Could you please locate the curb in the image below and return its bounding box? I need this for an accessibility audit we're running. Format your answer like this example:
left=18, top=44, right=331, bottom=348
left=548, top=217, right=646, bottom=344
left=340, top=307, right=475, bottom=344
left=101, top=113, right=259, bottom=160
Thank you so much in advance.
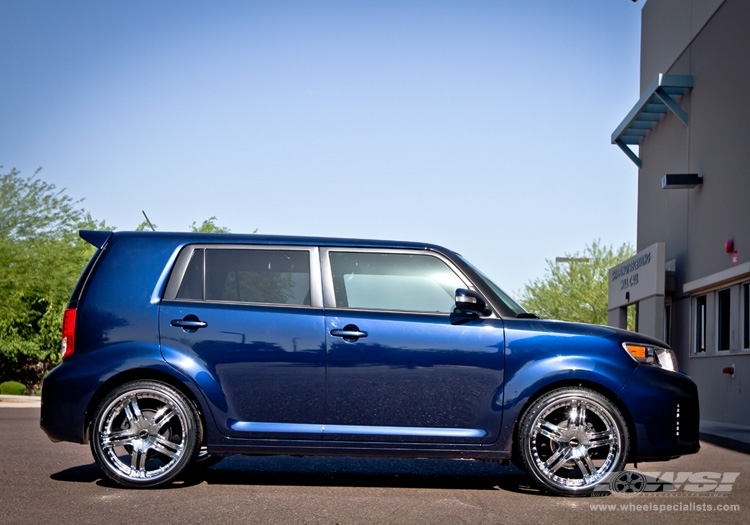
left=0, top=394, right=41, bottom=406
left=700, top=432, right=750, bottom=455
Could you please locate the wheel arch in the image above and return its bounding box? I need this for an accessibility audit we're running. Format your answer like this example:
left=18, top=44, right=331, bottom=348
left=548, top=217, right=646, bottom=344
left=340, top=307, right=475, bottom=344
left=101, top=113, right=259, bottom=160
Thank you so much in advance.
left=510, top=378, right=638, bottom=464
left=83, top=367, right=211, bottom=446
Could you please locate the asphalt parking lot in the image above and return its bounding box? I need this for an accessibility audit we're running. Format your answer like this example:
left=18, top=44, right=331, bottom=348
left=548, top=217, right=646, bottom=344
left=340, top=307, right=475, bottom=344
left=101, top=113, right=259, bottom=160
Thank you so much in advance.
left=1, top=404, right=747, bottom=525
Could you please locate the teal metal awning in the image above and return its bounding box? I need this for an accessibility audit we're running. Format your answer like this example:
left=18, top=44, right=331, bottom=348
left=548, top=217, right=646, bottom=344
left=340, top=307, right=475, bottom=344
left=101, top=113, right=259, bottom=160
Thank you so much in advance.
left=611, top=74, right=694, bottom=168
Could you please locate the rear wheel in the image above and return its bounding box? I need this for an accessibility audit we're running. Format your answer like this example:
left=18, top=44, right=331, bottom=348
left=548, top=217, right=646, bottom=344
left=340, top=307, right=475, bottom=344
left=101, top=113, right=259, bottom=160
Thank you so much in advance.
left=518, top=387, right=629, bottom=496
left=90, top=380, right=202, bottom=488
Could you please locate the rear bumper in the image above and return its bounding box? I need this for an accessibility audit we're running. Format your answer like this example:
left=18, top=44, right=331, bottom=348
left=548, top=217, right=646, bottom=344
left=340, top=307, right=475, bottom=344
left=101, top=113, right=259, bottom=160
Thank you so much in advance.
left=39, top=357, right=109, bottom=444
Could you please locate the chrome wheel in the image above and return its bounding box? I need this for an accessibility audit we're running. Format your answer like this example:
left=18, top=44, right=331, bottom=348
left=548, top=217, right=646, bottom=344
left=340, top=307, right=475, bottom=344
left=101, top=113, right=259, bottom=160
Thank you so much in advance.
left=519, top=387, right=628, bottom=496
left=90, top=381, right=201, bottom=488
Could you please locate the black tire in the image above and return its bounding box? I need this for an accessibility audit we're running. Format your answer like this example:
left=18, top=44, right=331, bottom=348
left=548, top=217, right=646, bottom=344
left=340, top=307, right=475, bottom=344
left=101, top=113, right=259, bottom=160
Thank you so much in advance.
left=518, top=387, right=629, bottom=496
left=90, top=380, right=202, bottom=488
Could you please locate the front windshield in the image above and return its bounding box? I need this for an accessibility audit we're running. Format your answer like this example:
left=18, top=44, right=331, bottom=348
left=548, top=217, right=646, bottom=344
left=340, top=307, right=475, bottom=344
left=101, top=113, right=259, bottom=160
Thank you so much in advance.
left=458, top=255, right=527, bottom=316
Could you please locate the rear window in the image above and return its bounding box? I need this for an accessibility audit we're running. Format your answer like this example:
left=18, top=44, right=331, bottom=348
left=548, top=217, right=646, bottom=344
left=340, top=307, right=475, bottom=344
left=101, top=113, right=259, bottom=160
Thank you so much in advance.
left=68, top=247, right=105, bottom=306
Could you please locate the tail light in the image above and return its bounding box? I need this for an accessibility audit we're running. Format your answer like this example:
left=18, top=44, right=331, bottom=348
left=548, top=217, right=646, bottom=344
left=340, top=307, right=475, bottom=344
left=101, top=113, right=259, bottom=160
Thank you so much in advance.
left=61, top=308, right=77, bottom=359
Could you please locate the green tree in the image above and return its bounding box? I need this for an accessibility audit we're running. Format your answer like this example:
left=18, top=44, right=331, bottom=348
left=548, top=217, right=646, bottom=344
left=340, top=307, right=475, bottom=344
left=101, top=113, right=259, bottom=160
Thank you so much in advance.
left=517, top=240, right=635, bottom=327
left=189, top=216, right=231, bottom=233
left=0, top=167, right=108, bottom=381
left=135, top=211, right=157, bottom=231
left=133, top=215, right=235, bottom=233
left=134, top=220, right=154, bottom=231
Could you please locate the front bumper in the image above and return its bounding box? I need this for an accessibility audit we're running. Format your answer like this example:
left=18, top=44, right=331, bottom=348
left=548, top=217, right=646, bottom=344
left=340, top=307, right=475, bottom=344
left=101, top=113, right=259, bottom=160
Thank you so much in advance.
left=620, top=364, right=700, bottom=461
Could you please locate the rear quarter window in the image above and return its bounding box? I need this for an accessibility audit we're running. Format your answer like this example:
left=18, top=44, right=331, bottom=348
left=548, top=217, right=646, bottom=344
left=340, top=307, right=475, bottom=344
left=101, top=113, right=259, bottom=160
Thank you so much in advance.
left=166, top=246, right=311, bottom=306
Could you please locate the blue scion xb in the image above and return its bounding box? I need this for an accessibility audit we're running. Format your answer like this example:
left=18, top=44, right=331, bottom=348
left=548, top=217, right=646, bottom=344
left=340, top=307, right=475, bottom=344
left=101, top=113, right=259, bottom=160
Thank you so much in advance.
left=40, top=231, right=699, bottom=495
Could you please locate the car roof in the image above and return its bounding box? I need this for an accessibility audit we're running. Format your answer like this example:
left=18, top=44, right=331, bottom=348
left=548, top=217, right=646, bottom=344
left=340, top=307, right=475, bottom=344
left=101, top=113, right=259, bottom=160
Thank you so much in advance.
left=80, top=230, right=452, bottom=254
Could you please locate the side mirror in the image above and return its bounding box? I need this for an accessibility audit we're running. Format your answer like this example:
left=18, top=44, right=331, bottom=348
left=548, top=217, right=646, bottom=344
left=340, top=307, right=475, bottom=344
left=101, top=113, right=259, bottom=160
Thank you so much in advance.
left=454, top=288, right=489, bottom=316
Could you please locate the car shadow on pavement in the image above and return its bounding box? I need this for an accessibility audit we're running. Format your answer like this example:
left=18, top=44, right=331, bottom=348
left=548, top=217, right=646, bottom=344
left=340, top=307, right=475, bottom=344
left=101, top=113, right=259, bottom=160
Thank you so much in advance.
left=193, top=456, right=544, bottom=495
left=50, top=456, right=546, bottom=495
left=50, top=463, right=103, bottom=483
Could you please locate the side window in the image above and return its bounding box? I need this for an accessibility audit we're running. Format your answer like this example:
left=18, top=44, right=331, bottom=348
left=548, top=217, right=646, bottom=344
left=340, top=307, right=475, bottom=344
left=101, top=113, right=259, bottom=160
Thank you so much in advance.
left=744, top=282, right=750, bottom=350
left=694, top=294, right=707, bottom=353
left=169, top=247, right=311, bottom=306
left=205, top=249, right=311, bottom=305
left=329, top=251, right=465, bottom=313
left=717, top=288, right=731, bottom=351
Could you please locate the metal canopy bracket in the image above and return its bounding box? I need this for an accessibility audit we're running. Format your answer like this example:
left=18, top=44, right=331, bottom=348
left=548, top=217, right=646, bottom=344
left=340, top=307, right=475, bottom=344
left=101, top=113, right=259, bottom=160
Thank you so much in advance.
left=615, top=138, right=643, bottom=168
left=611, top=74, right=694, bottom=168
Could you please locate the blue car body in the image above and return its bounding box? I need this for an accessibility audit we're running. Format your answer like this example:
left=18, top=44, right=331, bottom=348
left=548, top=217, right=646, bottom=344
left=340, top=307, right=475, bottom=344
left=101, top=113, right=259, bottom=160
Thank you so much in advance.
left=40, top=231, right=699, bottom=493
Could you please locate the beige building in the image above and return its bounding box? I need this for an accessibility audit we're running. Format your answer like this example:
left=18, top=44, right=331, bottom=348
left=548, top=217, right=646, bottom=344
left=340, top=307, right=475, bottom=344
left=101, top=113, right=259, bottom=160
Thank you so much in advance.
left=609, top=0, right=749, bottom=430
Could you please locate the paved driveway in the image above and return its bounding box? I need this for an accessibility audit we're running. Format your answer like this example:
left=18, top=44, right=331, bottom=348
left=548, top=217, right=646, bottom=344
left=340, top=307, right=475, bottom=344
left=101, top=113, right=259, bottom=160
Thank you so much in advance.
left=2, top=406, right=747, bottom=524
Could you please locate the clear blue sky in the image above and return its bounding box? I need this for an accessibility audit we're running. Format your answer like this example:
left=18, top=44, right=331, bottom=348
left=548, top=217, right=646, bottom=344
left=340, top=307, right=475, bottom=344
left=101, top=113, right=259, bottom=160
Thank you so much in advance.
left=1, top=0, right=643, bottom=294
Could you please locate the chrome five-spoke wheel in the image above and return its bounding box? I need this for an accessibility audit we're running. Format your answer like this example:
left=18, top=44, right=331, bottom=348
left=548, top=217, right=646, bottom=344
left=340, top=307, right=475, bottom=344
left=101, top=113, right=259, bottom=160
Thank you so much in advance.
left=90, top=380, right=202, bottom=488
left=518, top=387, right=629, bottom=496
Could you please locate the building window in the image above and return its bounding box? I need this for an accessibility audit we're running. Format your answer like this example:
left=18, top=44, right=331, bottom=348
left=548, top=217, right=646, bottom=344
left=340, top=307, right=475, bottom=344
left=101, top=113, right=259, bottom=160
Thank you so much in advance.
left=743, top=282, right=750, bottom=351
left=717, top=288, right=731, bottom=351
left=664, top=303, right=672, bottom=346
left=695, top=295, right=707, bottom=353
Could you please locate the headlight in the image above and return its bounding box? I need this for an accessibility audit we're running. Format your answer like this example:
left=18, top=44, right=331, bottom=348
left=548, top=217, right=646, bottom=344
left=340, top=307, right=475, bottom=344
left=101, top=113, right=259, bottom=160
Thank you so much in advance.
left=622, top=343, right=679, bottom=372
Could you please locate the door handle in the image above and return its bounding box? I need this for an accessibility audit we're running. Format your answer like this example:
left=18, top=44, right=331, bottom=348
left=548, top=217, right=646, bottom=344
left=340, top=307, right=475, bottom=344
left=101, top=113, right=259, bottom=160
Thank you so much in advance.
left=330, top=329, right=368, bottom=338
left=170, top=315, right=207, bottom=332
left=330, top=324, right=368, bottom=342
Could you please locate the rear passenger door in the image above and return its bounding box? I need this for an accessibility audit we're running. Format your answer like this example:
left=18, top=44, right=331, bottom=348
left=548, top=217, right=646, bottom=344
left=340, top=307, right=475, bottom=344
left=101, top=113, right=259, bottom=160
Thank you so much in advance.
left=321, top=248, right=506, bottom=444
left=160, top=245, right=327, bottom=439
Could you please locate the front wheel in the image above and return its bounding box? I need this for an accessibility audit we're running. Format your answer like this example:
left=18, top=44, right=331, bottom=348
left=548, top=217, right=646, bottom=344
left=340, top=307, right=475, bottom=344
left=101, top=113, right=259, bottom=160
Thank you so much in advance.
left=518, top=387, right=629, bottom=496
left=90, top=380, right=202, bottom=488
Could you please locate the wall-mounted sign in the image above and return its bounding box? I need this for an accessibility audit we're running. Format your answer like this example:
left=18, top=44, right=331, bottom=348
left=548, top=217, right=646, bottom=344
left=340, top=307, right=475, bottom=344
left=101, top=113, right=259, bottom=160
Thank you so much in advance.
left=608, top=242, right=666, bottom=309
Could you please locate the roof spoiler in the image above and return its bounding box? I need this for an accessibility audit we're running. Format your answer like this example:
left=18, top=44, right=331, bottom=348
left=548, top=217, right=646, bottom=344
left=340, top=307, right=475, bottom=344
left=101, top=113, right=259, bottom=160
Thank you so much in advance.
left=79, top=230, right=113, bottom=250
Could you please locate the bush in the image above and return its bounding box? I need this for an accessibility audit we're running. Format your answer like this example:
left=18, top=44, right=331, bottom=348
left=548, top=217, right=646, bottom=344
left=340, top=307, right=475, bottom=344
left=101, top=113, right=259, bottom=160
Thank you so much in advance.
left=0, top=380, right=27, bottom=395
left=0, top=352, right=55, bottom=392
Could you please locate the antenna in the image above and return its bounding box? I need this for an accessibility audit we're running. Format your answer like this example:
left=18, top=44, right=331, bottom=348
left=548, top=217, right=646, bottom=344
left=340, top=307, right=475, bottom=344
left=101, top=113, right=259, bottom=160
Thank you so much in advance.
left=141, top=210, right=156, bottom=232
